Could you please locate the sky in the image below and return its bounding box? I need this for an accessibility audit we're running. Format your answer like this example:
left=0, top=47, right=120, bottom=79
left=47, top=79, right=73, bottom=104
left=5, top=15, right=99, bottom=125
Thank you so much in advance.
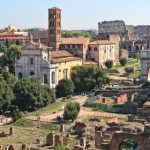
left=0, top=0, right=150, bottom=30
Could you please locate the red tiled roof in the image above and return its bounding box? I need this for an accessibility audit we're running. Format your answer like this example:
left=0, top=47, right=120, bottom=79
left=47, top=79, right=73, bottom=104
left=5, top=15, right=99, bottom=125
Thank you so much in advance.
left=61, top=38, right=90, bottom=45
left=90, top=40, right=116, bottom=45
left=50, top=50, right=73, bottom=58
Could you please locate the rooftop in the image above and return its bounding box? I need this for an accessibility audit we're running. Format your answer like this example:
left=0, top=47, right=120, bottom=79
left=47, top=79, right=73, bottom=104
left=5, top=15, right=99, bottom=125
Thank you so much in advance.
left=50, top=50, right=73, bottom=58
left=90, top=40, right=116, bottom=45
left=50, top=50, right=82, bottom=63
left=61, top=37, right=90, bottom=45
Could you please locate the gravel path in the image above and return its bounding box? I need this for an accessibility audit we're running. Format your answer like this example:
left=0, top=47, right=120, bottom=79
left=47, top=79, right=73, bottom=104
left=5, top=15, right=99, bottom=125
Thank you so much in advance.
left=27, top=95, right=127, bottom=122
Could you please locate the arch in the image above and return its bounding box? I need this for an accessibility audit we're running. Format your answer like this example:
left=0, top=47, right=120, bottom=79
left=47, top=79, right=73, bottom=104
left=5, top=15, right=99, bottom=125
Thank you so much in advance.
left=147, top=67, right=150, bottom=82
left=30, top=71, right=35, bottom=76
left=123, top=46, right=127, bottom=49
left=118, top=139, right=139, bottom=150
left=44, top=74, right=48, bottom=84
left=135, top=46, right=139, bottom=52
left=18, top=72, right=22, bottom=79
left=128, top=46, right=132, bottom=51
left=109, top=132, right=149, bottom=150
left=51, top=71, right=56, bottom=84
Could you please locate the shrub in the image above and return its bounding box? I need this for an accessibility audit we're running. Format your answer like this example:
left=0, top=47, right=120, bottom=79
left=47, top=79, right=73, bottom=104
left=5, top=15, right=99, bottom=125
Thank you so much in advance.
left=119, top=57, right=127, bottom=66
left=56, top=79, right=75, bottom=98
left=142, top=82, right=150, bottom=88
left=105, top=60, right=113, bottom=69
left=125, top=67, right=134, bottom=74
left=63, top=102, right=80, bottom=121
left=13, top=77, right=56, bottom=112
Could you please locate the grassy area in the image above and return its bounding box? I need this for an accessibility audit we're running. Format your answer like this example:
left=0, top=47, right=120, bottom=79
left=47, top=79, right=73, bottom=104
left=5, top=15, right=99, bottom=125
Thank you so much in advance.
left=0, top=98, right=79, bottom=150
left=0, top=118, right=59, bottom=149
left=0, top=118, right=78, bottom=150
left=28, top=98, right=75, bottom=116
left=112, top=59, right=140, bottom=71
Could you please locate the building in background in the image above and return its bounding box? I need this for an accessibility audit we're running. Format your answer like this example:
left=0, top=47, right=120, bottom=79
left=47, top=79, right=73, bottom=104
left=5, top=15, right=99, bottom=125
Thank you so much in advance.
left=60, top=37, right=90, bottom=61
left=88, top=40, right=116, bottom=67
left=0, top=25, right=29, bottom=45
left=98, top=20, right=129, bottom=41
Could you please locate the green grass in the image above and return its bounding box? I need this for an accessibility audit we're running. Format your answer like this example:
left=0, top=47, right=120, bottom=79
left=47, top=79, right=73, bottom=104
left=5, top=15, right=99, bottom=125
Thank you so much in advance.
left=28, top=98, right=75, bottom=116
left=0, top=119, right=59, bottom=149
left=0, top=118, right=77, bottom=150
left=112, top=59, right=140, bottom=70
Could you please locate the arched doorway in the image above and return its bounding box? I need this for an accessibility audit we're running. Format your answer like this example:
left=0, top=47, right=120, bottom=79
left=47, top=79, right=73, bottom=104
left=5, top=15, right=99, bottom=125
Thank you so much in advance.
left=118, top=139, right=139, bottom=150
left=30, top=71, right=35, bottom=76
left=128, top=46, right=132, bottom=51
left=135, top=46, right=139, bottom=52
left=147, top=67, right=150, bottom=82
left=18, top=72, right=22, bottom=79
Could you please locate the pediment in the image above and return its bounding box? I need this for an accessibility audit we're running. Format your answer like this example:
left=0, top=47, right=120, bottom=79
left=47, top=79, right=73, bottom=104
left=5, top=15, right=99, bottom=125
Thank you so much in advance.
left=22, top=43, right=39, bottom=50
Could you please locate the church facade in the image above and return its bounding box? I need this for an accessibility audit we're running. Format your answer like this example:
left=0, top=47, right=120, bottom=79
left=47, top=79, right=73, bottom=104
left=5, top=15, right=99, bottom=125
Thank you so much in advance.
left=15, top=41, right=58, bottom=89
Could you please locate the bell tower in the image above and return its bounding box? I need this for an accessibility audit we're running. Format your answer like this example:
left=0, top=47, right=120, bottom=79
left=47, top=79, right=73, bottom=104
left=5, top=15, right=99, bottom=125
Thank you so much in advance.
left=48, top=7, right=61, bottom=50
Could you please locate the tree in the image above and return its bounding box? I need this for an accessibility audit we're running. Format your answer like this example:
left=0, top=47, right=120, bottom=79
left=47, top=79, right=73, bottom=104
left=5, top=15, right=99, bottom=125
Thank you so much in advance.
left=105, top=60, right=113, bottom=69
left=13, top=77, right=56, bottom=111
left=71, top=66, right=109, bottom=92
left=16, top=40, right=20, bottom=45
left=135, top=53, right=140, bottom=62
left=0, top=75, right=14, bottom=113
left=119, top=57, right=127, bottom=66
left=2, top=72, right=16, bottom=88
left=5, top=38, right=9, bottom=48
left=63, top=102, right=80, bottom=121
left=125, top=67, right=134, bottom=75
left=6, top=44, right=22, bottom=73
left=56, top=79, right=75, bottom=97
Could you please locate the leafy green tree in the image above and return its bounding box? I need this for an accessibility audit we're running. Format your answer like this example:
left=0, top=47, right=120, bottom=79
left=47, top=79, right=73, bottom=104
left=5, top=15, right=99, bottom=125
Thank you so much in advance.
left=2, top=72, right=16, bottom=88
left=119, top=57, right=127, bottom=66
left=0, top=75, right=14, bottom=113
left=63, top=102, right=80, bottom=121
left=56, top=79, right=75, bottom=97
left=62, top=30, right=97, bottom=41
left=13, top=77, right=56, bottom=111
left=6, top=44, right=22, bottom=73
left=105, top=60, right=113, bottom=69
left=125, top=67, right=134, bottom=75
left=71, top=66, right=109, bottom=92
left=16, top=40, right=20, bottom=45
left=0, top=45, right=7, bottom=53
left=135, top=53, right=140, bottom=62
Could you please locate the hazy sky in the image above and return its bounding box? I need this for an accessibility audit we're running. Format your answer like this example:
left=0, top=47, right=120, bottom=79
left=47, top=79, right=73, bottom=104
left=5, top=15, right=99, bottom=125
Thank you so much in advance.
left=0, top=0, right=150, bottom=30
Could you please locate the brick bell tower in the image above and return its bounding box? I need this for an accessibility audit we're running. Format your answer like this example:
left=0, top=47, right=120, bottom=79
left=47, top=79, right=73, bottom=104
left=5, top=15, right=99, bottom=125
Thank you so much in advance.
left=48, top=7, right=61, bottom=50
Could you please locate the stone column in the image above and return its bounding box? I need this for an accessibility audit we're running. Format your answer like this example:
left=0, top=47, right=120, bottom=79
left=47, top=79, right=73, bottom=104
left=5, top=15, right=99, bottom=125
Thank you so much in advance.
left=21, top=144, right=26, bottom=150
left=60, top=124, right=65, bottom=133
left=9, top=127, right=14, bottom=135
left=80, top=137, right=86, bottom=148
left=46, top=132, right=55, bottom=146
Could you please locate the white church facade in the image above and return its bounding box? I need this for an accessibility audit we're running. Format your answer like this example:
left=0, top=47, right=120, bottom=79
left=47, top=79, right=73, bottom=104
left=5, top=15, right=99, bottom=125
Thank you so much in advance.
left=15, top=41, right=58, bottom=89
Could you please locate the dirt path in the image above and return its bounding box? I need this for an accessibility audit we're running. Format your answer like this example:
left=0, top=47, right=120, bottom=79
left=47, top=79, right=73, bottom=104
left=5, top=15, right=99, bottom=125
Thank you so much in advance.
left=27, top=95, right=127, bottom=122
left=27, top=95, right=88, bottom=122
